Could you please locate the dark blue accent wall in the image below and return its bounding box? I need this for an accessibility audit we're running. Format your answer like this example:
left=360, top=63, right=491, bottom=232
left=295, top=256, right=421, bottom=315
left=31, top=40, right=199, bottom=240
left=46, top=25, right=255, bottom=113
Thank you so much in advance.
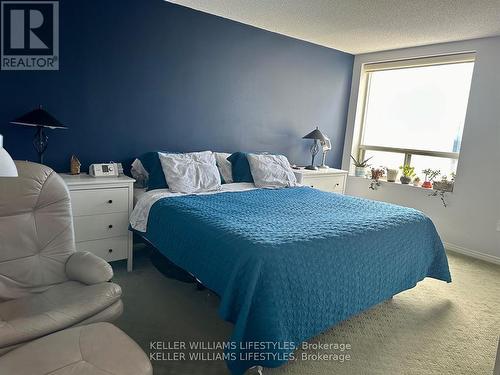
left=0, top=0, right=353, bottom=173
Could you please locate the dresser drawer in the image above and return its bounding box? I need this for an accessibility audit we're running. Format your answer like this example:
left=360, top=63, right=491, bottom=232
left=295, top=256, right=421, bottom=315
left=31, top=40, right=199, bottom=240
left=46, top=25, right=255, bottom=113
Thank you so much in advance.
left=76, top=236, right=128, bottom=262
left=303, top=175, right=345, bottom=193
left=73, top=213, right=129, bottom=242
left=70, top=188, right=129, bottom=216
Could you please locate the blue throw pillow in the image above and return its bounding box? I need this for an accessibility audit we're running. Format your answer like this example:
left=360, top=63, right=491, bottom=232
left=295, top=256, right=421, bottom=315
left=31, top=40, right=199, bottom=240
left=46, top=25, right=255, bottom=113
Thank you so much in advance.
left=138, top=151, right=168, bottom=191
left=227, top=152, right=254, bottom=183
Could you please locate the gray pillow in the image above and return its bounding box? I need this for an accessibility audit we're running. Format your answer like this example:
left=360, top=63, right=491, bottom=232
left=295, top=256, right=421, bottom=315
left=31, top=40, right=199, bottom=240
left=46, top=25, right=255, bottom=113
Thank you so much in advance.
left=247, top=154, right=297, bottom=188
left=214, top=152, right=233, bottom=184
left=159, top=151, right=221, bottom=194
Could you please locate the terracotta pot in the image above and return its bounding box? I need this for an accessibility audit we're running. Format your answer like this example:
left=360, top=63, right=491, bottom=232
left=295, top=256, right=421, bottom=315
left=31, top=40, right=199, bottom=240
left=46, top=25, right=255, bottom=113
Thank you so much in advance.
left=422, top=181, right=433, bottom=189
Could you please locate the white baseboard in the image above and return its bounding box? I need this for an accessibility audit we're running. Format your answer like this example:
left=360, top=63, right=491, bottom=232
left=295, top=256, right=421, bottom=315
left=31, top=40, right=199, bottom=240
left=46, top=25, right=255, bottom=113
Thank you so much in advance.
left=444, top=242, right=500, bottom=265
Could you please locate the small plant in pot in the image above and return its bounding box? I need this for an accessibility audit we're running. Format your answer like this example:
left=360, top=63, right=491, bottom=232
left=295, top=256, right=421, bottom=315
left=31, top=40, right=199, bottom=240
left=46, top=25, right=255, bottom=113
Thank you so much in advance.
left=422, top=169, right=440, bottom=188
left=399, top=164, right=415, bottom=184
left=429, top=172, right=455, bottom=207
left=369, top=167, right=385, bottom=190
left=350, top=155, right=373, bottom=177
left=433, top=174, right=455, bottom=192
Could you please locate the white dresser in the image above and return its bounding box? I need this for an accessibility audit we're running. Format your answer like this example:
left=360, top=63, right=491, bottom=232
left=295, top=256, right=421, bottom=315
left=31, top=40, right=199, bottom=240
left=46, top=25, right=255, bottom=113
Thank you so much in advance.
left=61, top=173, right=135, bottom=271
left=293, top=167, right=348, bottom=193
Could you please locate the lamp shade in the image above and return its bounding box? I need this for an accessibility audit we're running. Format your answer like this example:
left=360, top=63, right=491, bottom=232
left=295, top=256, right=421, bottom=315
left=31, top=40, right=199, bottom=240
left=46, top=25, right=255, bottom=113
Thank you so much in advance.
left=0, top=134, right=18, bottom=177
left=303, top=127, right=326, bottom=142
left=11, top=106, right=67, bottom=129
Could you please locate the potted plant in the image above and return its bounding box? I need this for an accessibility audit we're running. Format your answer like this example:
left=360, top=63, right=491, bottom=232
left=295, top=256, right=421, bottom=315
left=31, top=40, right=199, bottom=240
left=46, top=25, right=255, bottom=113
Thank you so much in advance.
left=413, top=176, right=421, bottom=186
left=433, top=174, right=454, bottom=192
left=369, top=167, right=385, bottom=190
left=429, top=173, right=455, bottom=207
left=350, top=155, right=373, bottom=177
left=399, top=164, right=415, bottom=184
left=422, top=169, right=440, bottom=188
left=386, top=168, right=398, bottom=182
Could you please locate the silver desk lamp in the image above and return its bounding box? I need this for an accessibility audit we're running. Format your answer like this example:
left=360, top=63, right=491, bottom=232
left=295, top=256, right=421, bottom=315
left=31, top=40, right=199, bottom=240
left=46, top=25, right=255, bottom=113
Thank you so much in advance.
left=303, top=126, right=327, bottom=170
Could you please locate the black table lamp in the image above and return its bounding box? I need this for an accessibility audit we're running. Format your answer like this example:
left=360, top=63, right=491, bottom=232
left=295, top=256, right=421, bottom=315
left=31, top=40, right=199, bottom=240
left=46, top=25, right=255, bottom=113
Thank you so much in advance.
left=303, top=126, right=327, bottom=170
left=11, top=106, right=67, bottom=164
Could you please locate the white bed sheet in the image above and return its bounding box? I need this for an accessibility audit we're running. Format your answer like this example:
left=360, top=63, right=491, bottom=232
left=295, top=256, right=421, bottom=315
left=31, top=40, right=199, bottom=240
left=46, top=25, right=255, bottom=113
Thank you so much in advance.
left=130, top=183, right=257, bottom=233
left=133, top=187, right=147, bottom=206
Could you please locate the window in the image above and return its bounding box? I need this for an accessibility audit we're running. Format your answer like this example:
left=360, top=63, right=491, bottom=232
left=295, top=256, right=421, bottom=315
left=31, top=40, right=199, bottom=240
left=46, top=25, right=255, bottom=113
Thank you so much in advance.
left=353, top=53, right=475, bottom=180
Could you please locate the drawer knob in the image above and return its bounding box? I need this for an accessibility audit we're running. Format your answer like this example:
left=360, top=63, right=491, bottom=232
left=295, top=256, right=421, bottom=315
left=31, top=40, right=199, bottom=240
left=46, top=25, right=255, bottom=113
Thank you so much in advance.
left=108, top=249, right=113, bottom=253
left=108, top=224, right=113, bottom=229
left=335, top=183, right=339, bottom=186
left=108, top=200, right=113, bottom=204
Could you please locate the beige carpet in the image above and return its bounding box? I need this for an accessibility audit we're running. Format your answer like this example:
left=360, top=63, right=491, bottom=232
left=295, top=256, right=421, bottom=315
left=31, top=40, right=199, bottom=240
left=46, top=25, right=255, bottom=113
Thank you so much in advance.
left=113, top=248, right=500, bottom=375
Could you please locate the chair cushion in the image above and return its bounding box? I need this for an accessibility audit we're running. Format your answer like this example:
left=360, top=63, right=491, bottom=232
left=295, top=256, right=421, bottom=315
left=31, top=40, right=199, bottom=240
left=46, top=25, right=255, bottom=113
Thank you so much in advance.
left=66, top=252, right=113, bottom=285
left=0, top=322, right=152, bottom=375
left=0, top=161, right=75, bottom=300
left=0, top=281, right=121, bottom=348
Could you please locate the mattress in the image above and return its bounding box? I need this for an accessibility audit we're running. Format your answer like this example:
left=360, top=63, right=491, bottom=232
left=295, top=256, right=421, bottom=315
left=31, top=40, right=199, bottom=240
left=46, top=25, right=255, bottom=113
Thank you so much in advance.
left=131, top=186, right=451, bottom=374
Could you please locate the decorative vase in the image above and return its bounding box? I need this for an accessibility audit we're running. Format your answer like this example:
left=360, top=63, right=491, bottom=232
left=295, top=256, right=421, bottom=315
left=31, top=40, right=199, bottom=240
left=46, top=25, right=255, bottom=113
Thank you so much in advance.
left=400, top=176, right=411, bottom=184
left=354, top=167, right=367, bottom=177
left=422, top=180, right=432, bottom=189
left=386, top=168, right=398, bottom=182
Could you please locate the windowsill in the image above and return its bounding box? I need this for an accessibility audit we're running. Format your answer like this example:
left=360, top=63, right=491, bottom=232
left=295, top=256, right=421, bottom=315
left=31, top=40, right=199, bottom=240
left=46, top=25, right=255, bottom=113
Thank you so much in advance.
left=347, top=175, right=454, bottom=193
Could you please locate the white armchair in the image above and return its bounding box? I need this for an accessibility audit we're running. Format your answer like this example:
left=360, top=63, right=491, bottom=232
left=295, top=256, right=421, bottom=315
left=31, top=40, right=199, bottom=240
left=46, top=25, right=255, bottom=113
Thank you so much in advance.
left=0, top=161, right=123, bottom=355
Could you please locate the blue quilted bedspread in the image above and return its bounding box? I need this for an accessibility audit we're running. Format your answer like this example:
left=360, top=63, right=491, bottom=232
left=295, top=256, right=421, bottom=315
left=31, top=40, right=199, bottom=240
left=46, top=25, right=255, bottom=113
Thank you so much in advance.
left=140, top=187, right=451, bottom=374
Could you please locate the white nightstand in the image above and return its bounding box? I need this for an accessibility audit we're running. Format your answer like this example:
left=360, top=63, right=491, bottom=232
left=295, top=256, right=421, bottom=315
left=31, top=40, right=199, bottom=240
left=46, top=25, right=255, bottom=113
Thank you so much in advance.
left=293, top=167, right=348, bottom=193
left=61, top=173, right=135, bottom=271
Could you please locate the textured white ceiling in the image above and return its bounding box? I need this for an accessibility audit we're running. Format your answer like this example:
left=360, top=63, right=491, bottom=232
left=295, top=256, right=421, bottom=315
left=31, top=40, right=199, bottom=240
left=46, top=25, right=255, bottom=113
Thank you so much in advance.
left=167, top=0, right=500, bottom=54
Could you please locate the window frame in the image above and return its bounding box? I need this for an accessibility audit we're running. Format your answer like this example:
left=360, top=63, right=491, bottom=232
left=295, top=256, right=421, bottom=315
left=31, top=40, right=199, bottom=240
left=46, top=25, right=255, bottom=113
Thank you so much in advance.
left=353, top=52, right=475, bottom=170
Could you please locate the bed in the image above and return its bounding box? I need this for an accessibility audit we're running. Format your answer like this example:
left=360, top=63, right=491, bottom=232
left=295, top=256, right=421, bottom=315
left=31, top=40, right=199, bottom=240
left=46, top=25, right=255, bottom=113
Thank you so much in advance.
left=130, top=184, right=451, bottom=375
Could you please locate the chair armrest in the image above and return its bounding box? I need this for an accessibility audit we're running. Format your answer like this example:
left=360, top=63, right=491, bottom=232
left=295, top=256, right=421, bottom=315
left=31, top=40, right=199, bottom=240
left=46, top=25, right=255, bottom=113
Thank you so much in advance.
left=66, top=251, right=113, bottom=285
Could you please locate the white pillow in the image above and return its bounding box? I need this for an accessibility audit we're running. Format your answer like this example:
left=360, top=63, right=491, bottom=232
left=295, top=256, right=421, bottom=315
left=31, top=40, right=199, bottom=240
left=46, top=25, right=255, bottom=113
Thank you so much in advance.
left=159, top=151, right=221, bottom=194
left=247, top=154, right=298, bottom=188
left=214, top=152, right=233, bottom=183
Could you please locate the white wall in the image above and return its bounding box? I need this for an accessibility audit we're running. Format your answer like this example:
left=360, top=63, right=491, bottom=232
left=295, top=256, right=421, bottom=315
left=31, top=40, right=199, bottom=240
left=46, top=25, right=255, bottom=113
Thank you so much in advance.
left=342, top=37, right=500, bottom=263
